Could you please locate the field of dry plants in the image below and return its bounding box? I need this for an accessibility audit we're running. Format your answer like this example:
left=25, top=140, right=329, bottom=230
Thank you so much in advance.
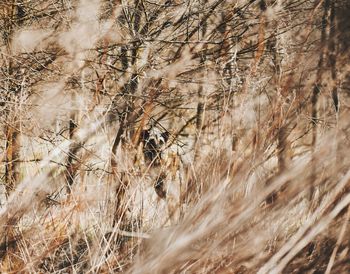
left=0, top=0, right=350, bottom=273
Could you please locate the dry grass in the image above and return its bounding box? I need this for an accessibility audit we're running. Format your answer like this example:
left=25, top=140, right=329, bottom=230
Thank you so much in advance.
left=0, top=0, right=350, bottom=273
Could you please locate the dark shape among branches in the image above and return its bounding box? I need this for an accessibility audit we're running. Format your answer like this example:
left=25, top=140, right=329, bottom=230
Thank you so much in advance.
left=141, top=128, right=169, bottom=164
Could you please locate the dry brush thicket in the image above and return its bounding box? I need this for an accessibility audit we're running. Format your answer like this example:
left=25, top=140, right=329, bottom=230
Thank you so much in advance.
left=0, top=0, right=350, bottom=273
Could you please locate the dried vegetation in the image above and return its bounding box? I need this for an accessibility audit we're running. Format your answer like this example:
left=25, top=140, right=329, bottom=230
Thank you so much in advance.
left=0, top=0, right=350, bottom=273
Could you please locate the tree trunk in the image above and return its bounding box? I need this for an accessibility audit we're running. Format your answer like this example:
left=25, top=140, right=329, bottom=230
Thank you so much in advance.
left=65, top=116, right=78, bottom=193
left=310, top=0, right=330, bottom=204
left=2, top=0, right=25, bottom=197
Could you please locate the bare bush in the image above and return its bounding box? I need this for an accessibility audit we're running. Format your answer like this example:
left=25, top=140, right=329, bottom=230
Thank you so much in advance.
left=0, top=0, right=349, bottom=273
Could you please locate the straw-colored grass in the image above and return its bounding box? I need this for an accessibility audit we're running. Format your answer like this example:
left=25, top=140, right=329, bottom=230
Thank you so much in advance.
left=0, top=0, right=350, bottom=273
